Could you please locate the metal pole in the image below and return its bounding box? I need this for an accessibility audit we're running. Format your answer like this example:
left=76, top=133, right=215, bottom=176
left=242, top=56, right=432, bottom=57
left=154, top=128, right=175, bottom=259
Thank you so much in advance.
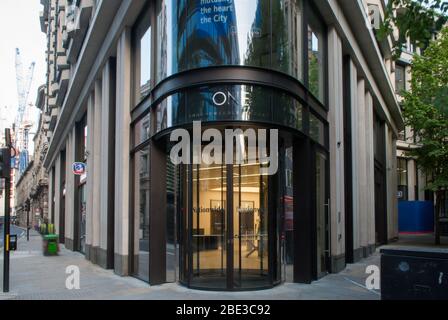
left=27, top=202, right=30, bottom=241
left=3, top=128, right=11, bottom=293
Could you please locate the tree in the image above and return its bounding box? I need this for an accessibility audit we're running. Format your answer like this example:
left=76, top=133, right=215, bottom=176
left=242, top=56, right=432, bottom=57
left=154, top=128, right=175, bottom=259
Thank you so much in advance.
left=401, top=27, right=448, bottom=244
left=380, top=0, right=448, bottom=58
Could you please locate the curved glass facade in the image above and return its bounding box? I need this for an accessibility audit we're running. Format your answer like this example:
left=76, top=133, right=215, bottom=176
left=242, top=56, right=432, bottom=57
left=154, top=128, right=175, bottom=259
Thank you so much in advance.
left=130, top=0, right=329, bottom=291
left=156, top=0, right=304, bottom=83
left=155, top=84, right=304, bottom=133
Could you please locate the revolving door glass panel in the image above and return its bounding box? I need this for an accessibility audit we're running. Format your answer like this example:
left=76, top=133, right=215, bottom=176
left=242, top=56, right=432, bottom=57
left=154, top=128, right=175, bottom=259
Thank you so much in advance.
left=179, top=140, right=279, bottom=290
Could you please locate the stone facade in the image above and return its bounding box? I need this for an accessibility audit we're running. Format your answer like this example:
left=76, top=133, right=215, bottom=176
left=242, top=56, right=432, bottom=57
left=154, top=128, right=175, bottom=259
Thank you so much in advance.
left=14, top=86, right=50, bottom=229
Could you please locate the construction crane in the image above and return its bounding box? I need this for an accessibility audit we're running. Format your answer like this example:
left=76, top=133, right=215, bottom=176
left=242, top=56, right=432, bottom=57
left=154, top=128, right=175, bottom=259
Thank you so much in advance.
left=14, top=48, right=35, bottom=175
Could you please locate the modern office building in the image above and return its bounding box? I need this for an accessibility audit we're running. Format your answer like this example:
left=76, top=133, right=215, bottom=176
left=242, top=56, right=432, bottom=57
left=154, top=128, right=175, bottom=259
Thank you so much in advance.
left=40, top=0, right=403, bottom=290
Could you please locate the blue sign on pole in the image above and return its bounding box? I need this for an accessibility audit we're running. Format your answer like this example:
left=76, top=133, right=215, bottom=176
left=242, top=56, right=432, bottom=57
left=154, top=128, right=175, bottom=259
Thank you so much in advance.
left=72, top=162, right=86, bottom=176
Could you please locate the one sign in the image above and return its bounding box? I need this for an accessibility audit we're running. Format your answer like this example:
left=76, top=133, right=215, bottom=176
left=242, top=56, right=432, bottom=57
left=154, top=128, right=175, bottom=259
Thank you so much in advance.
left=72, top=162, right=86, bottom=176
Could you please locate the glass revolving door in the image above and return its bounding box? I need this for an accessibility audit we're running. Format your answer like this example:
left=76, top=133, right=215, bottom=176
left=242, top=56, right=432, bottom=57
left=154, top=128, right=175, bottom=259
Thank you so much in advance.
left=179, top=140, right=279, bottom=290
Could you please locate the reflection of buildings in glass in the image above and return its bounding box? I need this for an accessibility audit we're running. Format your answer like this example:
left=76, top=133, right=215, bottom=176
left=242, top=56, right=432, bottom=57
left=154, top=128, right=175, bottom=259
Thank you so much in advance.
left=140, top=81, right=151, bottom=98
left=279, top=0, right=302, bottom=78
left=243, top=0, right=270, bottom=66
left=308, top=27, right=323, bottom=100
left=139, top=150, right=150, bottom=241
left=158, top=1, right=168, bottom=80
left=182, top=0, right=240, bottom=68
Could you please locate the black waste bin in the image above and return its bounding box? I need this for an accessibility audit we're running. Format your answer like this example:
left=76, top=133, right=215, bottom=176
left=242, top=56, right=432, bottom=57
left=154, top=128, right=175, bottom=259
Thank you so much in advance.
left=381, top=247, right=448, bottom=300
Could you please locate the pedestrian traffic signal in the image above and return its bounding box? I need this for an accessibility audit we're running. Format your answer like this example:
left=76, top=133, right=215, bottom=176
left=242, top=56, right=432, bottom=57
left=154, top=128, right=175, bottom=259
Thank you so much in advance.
left=0, top=147, right=11, bottom=179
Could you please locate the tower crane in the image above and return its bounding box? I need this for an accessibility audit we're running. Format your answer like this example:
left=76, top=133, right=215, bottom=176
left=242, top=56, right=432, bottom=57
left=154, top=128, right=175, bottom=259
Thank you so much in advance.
left=14, top=48, right=35, bottom=175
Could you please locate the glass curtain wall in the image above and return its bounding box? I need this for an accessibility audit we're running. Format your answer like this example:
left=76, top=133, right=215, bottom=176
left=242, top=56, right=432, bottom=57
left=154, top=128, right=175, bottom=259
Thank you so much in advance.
left=132, top=146, right=151, bottom=282
left=316, top=151, right=328, bottom=277
left=155, top=0, right=304, bottom=84
left=307, top=7, right=325, bottom=104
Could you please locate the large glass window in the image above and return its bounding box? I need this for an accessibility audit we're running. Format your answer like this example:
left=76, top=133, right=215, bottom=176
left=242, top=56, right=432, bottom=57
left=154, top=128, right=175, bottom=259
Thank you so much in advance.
left=283, top=147, right=294, bottom=282
left=307, top=8, right=326, bottom=104
left=132, top=146, right=151, bottom=282
left=134, top=8, right=152, bottom=104
left=395, top=64, right=406, bottom=95
left=309, top=112, right=325, bottom=146
left=133, top=113, right=151, bottom=147
left=397, top=157, right=408, bottom=201
left=274, top=0, right=304, bottom=81
left=155, top=0, right=308, bottom=85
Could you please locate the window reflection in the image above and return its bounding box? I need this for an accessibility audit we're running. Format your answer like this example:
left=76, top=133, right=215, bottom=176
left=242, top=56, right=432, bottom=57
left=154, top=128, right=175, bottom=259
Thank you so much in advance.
left=155, top=0, right=307, bottom=85
left=133, top=147, right=150, bottom=282
left=283, top=147, right=294, bottom=282
left=308, top=9, right=325, bottom=104
left=140, top=28, right=151, bottom=97
left=134, top=9, right=152, bottom=104
left=274, top=0, right=304, bottom=81
left=134, top=113, right=151, bottom=147
left=309, top=112, right=325, bottom=145
left=155, top=85, right=304, bottom=134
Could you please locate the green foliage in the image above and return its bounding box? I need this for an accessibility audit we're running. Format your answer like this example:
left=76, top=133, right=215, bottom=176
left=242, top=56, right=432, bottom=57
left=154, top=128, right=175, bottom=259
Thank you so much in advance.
left=380, top=0, right=448, bottom=58
left=401, top=27, right=448, bottom=191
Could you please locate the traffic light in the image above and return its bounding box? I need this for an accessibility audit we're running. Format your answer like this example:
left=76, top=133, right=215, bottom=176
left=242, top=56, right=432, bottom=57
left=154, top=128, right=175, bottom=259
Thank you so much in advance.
left=0, top=147, right=11, bottom=179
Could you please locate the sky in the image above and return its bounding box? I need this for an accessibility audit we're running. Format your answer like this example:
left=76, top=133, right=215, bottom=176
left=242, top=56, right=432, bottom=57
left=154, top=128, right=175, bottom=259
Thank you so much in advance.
left=0, top=0, right=47, bottom=151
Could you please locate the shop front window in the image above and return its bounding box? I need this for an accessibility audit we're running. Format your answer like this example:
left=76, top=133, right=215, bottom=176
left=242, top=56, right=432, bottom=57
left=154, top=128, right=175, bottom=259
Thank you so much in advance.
left=132, top=146, right=151, bottom=282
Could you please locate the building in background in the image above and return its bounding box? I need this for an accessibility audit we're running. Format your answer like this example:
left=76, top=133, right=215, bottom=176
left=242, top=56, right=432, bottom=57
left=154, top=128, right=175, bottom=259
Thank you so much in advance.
left=39, top=0, right=403, bottom=290
left=15, top=85, right=50, bottom=229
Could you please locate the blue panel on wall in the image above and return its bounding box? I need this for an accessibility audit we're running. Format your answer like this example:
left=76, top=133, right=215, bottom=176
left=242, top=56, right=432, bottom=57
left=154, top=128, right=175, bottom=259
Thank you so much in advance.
left=398, top=201, right=434, bottom=233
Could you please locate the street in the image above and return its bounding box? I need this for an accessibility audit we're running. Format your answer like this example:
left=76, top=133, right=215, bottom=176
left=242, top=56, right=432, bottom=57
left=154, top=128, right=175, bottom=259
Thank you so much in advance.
left=0, top=230, right=382, bottom=300
left=0, top=225, right=26, bottom=249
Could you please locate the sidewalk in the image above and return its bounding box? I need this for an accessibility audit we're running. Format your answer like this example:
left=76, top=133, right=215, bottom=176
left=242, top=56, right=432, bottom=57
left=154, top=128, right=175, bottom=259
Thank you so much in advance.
left=0, top=231, right=381, bottom=300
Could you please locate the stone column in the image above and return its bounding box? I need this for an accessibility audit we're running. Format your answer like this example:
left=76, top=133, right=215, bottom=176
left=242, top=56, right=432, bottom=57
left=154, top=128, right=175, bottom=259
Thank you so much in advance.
left=365, top=91, right=376, bottom=251
left=418, top=168, right=426, bottom=200
left=64, top=130, right=75, bottom=249
left=386, top=127, right=399, bottom=241
left=114, top=28, right=132, bottom=276
left=54, top=155, right=61, bottom=235
left=99, top=59, right=116, bottom=269
left=92, top=80, right=103, bottom=263
left=357, top=78, right=368, bottom=253
left=349, top=59, right=362, bottom=261
left=48, top=168, right=54, bottom=224
left=327, top=27, right=346, bottom=272
left=85, top=93, right=95, bottom=260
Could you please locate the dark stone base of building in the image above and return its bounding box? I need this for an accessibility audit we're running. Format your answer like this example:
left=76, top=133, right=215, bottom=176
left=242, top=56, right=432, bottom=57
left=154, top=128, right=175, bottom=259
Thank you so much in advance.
left=114, top=254, right=129, bottom=276
left=65, top=238, right=74, bottom=251
left=331, top=254, right=346, bottom=273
